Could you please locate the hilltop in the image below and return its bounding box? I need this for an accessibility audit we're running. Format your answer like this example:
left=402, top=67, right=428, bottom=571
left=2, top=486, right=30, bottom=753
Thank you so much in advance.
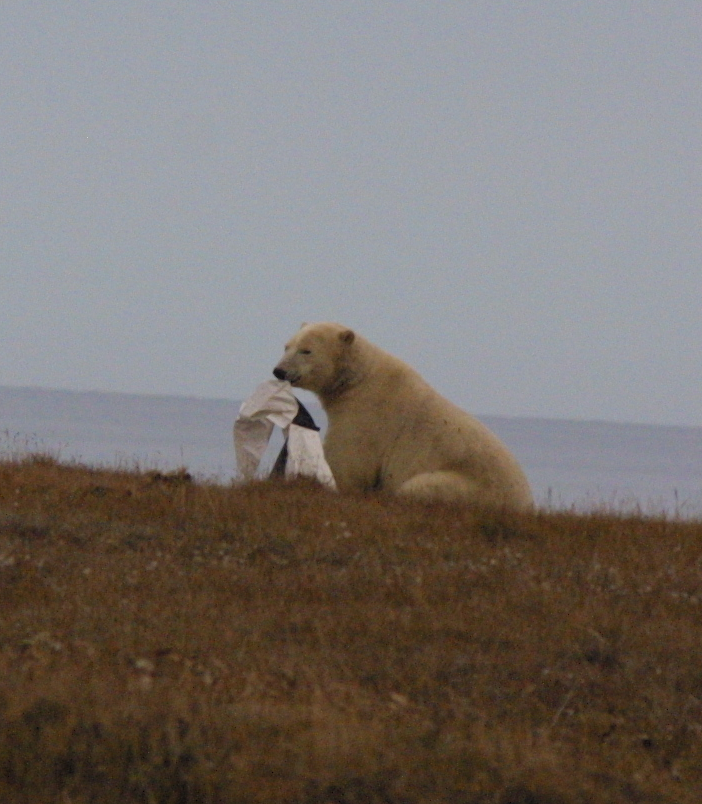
left=0, top=456, right=701, bottom=803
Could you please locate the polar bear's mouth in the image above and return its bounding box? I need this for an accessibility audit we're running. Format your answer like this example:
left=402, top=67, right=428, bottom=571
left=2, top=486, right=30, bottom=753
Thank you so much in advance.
left=273, top=367, right=302, bottom=385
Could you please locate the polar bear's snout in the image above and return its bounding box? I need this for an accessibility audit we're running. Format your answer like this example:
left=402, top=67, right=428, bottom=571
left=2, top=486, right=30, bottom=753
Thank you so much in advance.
left=273, top=364, right=301, bottom=384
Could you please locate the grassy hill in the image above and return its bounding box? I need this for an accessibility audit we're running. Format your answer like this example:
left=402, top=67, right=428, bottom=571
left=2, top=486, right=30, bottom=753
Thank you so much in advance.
left=0, top=456, right=700, bottom=803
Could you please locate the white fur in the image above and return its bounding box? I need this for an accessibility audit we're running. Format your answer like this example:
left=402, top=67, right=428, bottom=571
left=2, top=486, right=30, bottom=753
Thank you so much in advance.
left=273, top=323, right=533, bottom=509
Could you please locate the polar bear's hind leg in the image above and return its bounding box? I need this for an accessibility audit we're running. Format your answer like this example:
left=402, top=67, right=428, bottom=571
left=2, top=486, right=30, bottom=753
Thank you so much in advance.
left=397, top=471, right=480, bottom=505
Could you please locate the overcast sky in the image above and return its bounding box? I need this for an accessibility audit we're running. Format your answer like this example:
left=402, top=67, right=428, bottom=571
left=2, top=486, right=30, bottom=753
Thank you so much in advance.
left=2, top=2, right=700, bottom=426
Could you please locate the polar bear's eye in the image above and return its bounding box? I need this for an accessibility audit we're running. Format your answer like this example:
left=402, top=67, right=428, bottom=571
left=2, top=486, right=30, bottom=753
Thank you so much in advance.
left=299, top=349, right=312, bottom=355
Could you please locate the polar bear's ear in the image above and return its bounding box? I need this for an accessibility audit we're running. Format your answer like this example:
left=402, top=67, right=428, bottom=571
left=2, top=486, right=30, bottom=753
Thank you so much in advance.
left=339, top=329, right=355, bottom=345
left=299, top=321, right=308, bottom=329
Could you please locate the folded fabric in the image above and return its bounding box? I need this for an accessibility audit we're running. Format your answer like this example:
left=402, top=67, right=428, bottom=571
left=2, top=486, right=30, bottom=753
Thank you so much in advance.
left=234, top=379, right=336, bottom=489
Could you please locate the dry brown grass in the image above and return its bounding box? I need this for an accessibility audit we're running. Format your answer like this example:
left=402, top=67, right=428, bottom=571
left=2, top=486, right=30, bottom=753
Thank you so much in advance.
left=0, top=455, right=701, bottom=803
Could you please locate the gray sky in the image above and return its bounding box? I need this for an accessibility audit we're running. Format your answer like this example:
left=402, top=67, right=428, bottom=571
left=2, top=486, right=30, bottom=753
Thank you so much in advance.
left=2, top=2, right=700, bottom=426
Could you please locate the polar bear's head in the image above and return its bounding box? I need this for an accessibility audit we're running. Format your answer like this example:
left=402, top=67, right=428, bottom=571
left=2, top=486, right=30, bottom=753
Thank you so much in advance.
left=273, top=322, right=356, bottom=396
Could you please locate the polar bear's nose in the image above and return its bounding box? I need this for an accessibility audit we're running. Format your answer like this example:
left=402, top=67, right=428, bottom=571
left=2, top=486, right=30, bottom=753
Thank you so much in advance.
left=273, top=367, right=287, bottom=380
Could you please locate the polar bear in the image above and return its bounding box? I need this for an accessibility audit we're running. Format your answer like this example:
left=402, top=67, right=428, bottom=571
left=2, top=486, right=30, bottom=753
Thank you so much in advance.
left=273, top=322, right=533, bottom=510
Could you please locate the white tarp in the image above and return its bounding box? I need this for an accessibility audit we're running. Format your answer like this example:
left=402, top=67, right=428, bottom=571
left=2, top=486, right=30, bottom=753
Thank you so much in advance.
left=233, top=379, right=336, bottom=489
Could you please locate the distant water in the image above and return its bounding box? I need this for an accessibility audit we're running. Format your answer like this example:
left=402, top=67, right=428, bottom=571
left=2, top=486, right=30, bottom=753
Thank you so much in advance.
left=2, top=385, right=701, bottom=518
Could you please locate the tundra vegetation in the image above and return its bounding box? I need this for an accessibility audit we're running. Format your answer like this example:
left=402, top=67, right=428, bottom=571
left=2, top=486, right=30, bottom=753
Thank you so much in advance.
left=0, top=455, right=701, bottom=803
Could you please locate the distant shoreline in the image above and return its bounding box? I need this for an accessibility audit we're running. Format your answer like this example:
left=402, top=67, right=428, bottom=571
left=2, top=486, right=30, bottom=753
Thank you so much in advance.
left=2, top=382, right=700, bottom=431
left=2, top=385, right=701, bottom=517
